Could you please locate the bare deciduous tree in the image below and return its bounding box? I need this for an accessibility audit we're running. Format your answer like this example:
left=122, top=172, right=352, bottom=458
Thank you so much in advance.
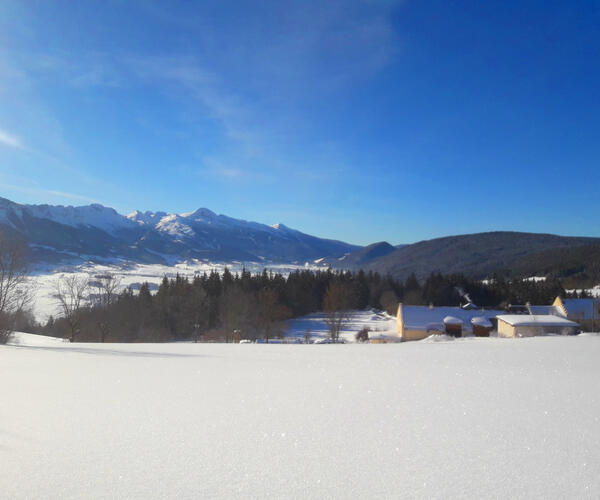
left=255, top=289, right=290, bottom=343
left=54, top=274, right=90, bottom=342
left=89, top=273, right=121, bottom=342
left=304, top=328, right=312, bottom=344
left=323, top=282, right=353, bottom=343
left=0, top=237, right=31, bottom=344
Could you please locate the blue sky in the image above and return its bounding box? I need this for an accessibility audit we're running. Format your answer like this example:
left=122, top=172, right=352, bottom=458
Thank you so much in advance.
left=1, top=0, right=599, bottom=245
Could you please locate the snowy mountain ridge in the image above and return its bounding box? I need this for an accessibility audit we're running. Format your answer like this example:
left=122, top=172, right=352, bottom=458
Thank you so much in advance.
left=0, top=197, right=360, bottom=266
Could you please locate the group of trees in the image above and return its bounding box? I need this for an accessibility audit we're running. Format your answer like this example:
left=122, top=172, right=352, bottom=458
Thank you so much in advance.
left=40, top=269, right=402, bottom=343
left=36, top=267, right=570, bottom=343
left=413, top=272, right=566, bottom=308
left=0, top=238, right=31, bottom=344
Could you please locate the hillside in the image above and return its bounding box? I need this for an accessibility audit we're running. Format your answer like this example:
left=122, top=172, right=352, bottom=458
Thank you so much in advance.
left=316, top=241, right=396, bottom=268
left=365, top=231, right=600, bottom=280
left=510, top=243, right=600, bottom=287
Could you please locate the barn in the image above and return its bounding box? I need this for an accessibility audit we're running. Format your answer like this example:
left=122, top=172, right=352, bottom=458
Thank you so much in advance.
left=496, top=315, right=580, bottom=338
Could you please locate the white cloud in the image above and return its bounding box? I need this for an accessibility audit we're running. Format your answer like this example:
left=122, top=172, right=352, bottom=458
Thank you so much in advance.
left=0, top=128, right=25, bottom=149
left=214, top=167, right=243, bottom=179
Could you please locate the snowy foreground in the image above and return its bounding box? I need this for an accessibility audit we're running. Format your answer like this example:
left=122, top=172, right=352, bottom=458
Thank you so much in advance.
left=3, top=333, right=600, bottom=499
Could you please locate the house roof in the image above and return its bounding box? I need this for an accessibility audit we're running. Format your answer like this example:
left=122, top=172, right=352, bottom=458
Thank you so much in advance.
left=561, top=299, right=600, bottom=320
left=472, top=316, right=493, bottom=328
left=400, top=305, right=503, bottom=332
left=443, top=316, right=463, bottom=325
left=496, top=315, right=580, bottom=327
left=529, top=305, right=564, bottom=316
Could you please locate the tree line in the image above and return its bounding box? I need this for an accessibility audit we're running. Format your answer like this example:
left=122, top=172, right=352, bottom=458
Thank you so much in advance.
left=35, top=268, right=566, bottom=343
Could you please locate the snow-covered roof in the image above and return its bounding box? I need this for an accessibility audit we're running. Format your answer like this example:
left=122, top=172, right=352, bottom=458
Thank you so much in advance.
left=400, top=305, right=503, bottom=332
left=443, top=316, right=463, bottom=325
left=529, top=305, right=564, bottom=316
left=562, top=299, right=600, bottom=320
left=471, top=316, right=493, bottom=328
left=496, top=315, right=580, bottom=327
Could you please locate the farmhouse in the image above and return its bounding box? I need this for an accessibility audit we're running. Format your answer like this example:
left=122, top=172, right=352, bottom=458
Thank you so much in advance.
left=496, top=314, right=580, bottom=338
left=553, top=297, right=599, bottom=331
left=396, top=304, right=503, bottom=341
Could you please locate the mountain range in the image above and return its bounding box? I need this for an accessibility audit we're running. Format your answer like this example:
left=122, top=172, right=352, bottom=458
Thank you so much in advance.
left=0, top=197, right=358, bottom=265
left=1, top=196, right=598, bottom=284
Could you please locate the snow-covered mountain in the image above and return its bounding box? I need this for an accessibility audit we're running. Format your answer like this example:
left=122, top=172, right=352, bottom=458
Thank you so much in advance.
left=0, top=197, right=359, bottom=265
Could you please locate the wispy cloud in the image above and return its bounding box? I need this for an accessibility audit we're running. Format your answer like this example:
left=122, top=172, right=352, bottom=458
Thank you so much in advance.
left=0, top=128, right=25, bottom=149
left=212, top=167, right=244, bottom=179
left=0, top=183, right=100, bottom=204
left=0, top=0, right=403, bottom=199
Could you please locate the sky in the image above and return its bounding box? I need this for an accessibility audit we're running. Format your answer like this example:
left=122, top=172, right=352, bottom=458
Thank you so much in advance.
left=1, top=0, right=599, bottom=245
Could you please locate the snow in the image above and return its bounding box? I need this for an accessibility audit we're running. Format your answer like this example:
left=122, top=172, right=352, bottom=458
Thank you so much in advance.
left=496, top=314, right=579, bottom=327
left=285, top=309, right=398, bottom=342
left=155, top=214, right=197, bottom=238
left=528, top=305, right=563, bottom=316
left=8, top=331, right=68, bottom=346
left=180, top=207, right=218, bottom=220
left=443, top=315, right=463, bottom=325
left=2, top=333, right=600, bottom=498
left=566, top=285, right=600, bottom=298
left=26, top=203, right=137, bottom=234
left=471, top=316, right=493, bottom=328
left=401, top=305, right=503, bottom=333
left=126, top=210, right=168, bottom=225
left=125, top=208, right=303, bottom=241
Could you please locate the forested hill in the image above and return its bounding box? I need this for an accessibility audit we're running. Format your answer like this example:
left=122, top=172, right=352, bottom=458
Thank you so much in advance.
left=509, top=243, right=600, bottom=288
left=360, top=232, right=600, bottom=282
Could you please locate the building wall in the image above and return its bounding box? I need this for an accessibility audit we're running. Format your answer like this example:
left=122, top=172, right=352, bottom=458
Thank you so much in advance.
left=402, top=328, right=432, bottom=342
left=396, top=304, right=441, bottom=341
left=552, top=296, right=567, bottom=316
left=396, top=303, right=404, bottom=338
left=497, top=320, right=515, bottom=338
left=498, top=320, right=579, bottom=338
left=578, top=319, right=598, bottom=332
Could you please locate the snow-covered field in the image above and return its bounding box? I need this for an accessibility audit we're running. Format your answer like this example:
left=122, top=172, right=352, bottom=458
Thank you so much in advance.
left=285, top=309, right=398, bottom=342
left=3, top=332, right=599, bottom=499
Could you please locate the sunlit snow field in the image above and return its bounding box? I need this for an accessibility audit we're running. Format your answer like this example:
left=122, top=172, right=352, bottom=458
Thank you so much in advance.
left=3, top=332, right=599, bottom=499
